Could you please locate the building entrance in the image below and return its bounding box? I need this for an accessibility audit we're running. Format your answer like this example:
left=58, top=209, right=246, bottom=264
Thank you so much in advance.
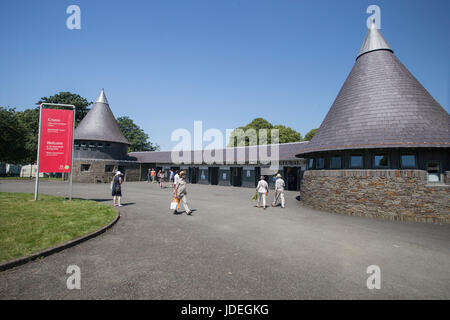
left=188, top=167, right=199, bottom=184
left=209, top=167, right=219, bottom=185
left=283, top=167, right=300, bottom=191
left=231, top=167, right=242, bottom=187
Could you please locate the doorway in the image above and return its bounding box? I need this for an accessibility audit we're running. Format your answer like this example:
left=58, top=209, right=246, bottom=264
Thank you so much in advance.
left=284, top=167, right=299, bottom=191
left=230, top=167, right=242, bottom=187
left=209, top=167, right=219, bottom=185
left=189, top=167, right=198, bottom=184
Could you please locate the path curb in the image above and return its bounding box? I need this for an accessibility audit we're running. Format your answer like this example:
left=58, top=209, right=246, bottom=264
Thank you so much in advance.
left=0, top=209, right=120, bottom=272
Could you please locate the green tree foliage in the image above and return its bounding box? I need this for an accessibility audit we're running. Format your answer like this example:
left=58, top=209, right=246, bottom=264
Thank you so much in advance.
left=117, top=116, right=159, bottom=152
left=0, top=107, right=27, bottom=163
left=37, top=92, right=93, bottom=125
left=228, top=118, right=303, bottom=146
left=273, top=125, right=303, bottom=144
left=15, top=108, right=40, bottom=164
left=303, top=128, right=318, bottom=141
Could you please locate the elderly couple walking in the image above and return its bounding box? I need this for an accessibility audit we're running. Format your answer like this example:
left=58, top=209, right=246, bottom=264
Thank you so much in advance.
left=255, top=174, right=285, bottom=209
left=172, top=170, right=193, bottom=215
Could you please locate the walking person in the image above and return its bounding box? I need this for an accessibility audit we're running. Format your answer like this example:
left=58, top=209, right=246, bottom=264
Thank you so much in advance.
left=111, top=171, right=123, bottom=207
left=151, top=168, right=156, bottom=183
left=147, top=168, right=151, bottom=183
left=256, top=175, right=269, bottom=209
left=271, top=173, right=285, bottom=208
left=169, top=169, right=174, bottom=187
left=175, top=171, right=192, bottom=215
left=159, top=170, right=164, bottom=189
left=173, top=170, right=180, bottom=195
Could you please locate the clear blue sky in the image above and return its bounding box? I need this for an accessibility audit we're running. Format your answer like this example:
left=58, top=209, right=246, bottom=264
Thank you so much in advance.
left=1, top=0, right=448, bottom=150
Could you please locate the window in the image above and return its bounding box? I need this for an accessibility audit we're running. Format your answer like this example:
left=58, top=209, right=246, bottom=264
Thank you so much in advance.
left=400, top=155, right=416, bottom=168
left=316, top=158, right=325, bottom=169
left=308, top=158, right=314, bottom=169
left=105, top=165, right=114, bottom=173
left=89, top=142, right=95, bottom=148
left=98, top=143, right=103, bottom=148
left=330, top=156, right=342, bottom=169
left=373, top=154, right=389, bottom=168
left=427, top=162, right=441, bottom=182
left=350, top=155, right=363, bottom=168
left=81, top=164, right=90, bottom=172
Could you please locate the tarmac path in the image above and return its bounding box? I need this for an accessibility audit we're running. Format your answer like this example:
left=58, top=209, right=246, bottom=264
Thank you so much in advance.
left=0, top=180, right=449, bottom=299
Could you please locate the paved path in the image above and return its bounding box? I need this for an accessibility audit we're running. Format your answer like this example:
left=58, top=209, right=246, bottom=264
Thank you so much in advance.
left=0, top=180, right=449, bottom=299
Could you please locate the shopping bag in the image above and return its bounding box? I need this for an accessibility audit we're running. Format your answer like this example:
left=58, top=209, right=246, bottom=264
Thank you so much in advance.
left=170, top=199, right=177, bottom=210
left=252, top=193, right=257, bottom=200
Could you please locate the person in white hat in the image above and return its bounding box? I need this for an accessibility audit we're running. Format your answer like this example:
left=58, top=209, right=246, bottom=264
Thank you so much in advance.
left=256, top=175, right=269, bottom=209
left=272, top=173, right=285, bottom=208
left=175, top=171, right=192, bottom=215
left=111, top=171, right=123, bottom=207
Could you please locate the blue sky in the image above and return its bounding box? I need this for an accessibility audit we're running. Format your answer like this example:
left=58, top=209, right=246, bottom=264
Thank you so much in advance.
left=1, top=0, right=448, bottom=150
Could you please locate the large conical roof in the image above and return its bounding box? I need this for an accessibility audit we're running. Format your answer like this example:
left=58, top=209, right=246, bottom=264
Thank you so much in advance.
left=74, top=89, right=129, bottom=145
left=297, top=22, right=449, bottom=155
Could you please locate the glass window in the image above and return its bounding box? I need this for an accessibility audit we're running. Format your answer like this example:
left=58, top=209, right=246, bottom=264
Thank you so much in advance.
left=316, top=158, right=325, bottom=169
left=81, top=164, right=90, bottom=172
left=105, top=165, right=114, bottom=173
left=373, top=154, right=389, bottom=168
left=308, top=158, right=314, bottom=169
left=350, top=155, right=363, bottom=168
left=401, top=155, right=416, bottom=168
left=330, top=156, right=342, bottom=169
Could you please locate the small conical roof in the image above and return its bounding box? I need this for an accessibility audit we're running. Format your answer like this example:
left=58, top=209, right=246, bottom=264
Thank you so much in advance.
left=74, top=89, right=129, bottom=145
left=297, top=22, right=449, bottom=156
left=357, top=18, right=393, bottom=59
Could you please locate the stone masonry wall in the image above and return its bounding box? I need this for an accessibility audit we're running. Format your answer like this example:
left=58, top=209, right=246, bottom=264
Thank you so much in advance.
left=301, top=170, right=450, bottom=224
left=72, top=160, right=140, bottom=183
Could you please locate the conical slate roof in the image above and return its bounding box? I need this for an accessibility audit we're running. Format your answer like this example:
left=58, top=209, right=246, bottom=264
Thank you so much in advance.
left=74, top=89, right=129, bottom=145
left=297, top=21, right=449, bottom=155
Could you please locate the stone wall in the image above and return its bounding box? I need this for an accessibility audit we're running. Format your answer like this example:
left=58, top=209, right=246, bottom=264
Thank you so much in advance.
left=301, top=170, right=450, bottom=224
left=72, top=160, right=140, bottom=183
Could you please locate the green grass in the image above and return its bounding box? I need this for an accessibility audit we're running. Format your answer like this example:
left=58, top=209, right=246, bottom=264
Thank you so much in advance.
left=0, top=192, right=117, bottom=263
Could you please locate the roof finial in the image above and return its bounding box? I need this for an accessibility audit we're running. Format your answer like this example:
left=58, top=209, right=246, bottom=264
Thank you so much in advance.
left=370, top=17, right=376, bottom=29
left=96, top=88, right=109, bottom=104
left=357, top=18, right=393, bottom=59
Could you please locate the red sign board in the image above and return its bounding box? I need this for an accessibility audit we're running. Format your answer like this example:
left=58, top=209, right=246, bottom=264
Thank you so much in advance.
left=38, top=109, right=74, bottom=173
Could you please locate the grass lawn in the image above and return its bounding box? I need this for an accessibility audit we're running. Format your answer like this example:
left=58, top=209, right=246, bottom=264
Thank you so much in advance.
left=0, top=192, right=117, bottom=263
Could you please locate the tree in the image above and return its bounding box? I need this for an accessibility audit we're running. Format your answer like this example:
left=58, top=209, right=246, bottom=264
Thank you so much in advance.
left=15, top=108, right=40, bottom=164
left=37, top=92, right=92, bottom=125
left=273, top=125, right=303, bottom=144
left=117, top=116, right=159, bottom=152
left=303, top=128, right=318, bottom=141
left=0, top=107, right=27, bottom=163
left=228, top=118, right=303, bottom=146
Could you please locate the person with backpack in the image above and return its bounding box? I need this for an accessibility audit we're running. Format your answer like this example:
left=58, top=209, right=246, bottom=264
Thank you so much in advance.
left=111, top=171, right=123, bottom=207
left=256, top=175, right=269, bottom=209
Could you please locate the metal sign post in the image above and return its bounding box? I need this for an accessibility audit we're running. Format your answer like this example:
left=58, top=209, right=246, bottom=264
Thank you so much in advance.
left=34, top=103, right=76, bottom=201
